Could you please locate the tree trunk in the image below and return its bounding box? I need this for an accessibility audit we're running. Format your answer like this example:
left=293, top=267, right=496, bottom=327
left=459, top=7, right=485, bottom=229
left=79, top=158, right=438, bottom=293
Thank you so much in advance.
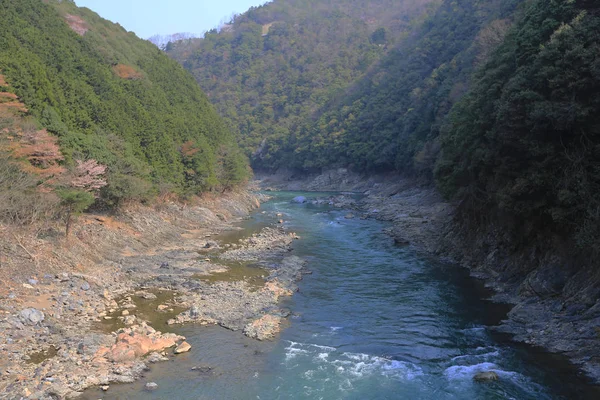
left=65, top=209, right=72, bottom=238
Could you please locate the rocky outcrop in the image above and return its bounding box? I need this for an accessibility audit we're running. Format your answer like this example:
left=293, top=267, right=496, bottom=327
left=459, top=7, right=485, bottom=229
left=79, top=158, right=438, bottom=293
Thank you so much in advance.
left=168, top=254, right=306, bottom=334
left=0, top=190, right=268, bottom=398
left=219, top=227, right=300, bottom=261
left=174, top=341, right=191, bottom=354
left=473, top=371, right=499, bottom=382
left=95, top=324, right=183, bottom=363
left=440, top=222, right=600, bottom=382
left=243, top=315, right=283, bottom=340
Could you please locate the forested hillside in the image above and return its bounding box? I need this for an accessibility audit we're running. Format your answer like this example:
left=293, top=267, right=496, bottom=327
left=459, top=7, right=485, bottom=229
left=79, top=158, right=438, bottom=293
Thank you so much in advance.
left=436, top=0, right=600, bottom=255
left=169, top=0, right=599, bottom=257
left=291, top=0, right=522, bottom=174
left=166, top=0, right=440, bottom=170
left=0, top=0, right=249, bottom=221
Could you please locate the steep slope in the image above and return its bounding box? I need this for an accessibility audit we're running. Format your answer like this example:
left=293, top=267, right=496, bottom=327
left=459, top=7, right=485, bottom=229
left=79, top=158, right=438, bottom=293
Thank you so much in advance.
left=287, top=0, right=523, bottom=174
left=167, top=0, right=440, bottom=170
left=0, top=0, right=249, bottom=206
left=436, top=0, right=600, bottom=256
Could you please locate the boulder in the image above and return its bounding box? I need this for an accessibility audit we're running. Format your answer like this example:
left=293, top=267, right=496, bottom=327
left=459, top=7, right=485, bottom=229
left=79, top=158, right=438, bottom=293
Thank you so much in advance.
left=473, top=371, right=499, bottom=382
left=19, top=308, right=45, bottom=325
left=145, top=382, right=158, bottom=391
left=138, top=292, right=158, bottom=300
left=174, top=341, right=192, bottom=354
left=102, top=330, right=179, bottom=363
left=291, top=196, right=307, bottom=204
left=146, top=352, right=168, bottom=363
left=243, top=314, right=282, bottom=341
left=189, top=305, right=200, bottom=318
left=191, top=364, right=214, bottom=374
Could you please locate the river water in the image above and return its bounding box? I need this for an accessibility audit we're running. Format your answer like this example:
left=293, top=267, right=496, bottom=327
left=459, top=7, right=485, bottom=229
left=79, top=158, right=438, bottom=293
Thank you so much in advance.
left=86, top=191, right=599, bottom=399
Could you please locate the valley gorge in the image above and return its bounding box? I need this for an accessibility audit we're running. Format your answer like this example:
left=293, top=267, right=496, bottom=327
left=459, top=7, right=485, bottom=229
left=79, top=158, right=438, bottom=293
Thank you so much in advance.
left=0, top=0, right=599, bottom=398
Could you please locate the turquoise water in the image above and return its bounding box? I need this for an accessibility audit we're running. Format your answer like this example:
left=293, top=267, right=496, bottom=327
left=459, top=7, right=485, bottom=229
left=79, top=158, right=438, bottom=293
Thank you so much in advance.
left=85, top=192, right=599, bottom=399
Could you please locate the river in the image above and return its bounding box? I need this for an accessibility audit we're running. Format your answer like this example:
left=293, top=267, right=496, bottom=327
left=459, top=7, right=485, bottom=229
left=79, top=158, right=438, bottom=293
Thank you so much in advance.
left=84, top=191, right=599, bottom=399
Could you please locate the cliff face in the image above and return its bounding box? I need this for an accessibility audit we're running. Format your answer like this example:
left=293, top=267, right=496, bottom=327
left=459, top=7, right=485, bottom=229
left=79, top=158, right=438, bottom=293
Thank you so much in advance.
left=440, top=220, right=600, bottom=382
left=368, top=183, right=600, bottom=384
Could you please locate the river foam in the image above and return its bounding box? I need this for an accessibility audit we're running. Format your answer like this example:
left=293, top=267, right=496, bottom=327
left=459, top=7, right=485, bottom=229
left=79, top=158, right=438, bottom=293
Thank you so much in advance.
left=283, top=340, right=423, bottom=382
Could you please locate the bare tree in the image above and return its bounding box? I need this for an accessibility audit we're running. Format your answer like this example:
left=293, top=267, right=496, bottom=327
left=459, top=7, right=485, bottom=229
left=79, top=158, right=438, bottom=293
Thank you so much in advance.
left=475, top=19, right=512, bottom=65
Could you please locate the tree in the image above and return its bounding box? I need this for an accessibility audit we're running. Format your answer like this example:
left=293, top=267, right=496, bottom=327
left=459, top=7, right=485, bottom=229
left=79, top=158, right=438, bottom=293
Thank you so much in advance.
left=69, top=159, right=107, bottom=192
left=57, top=189, right=94, bottom=238
left=0, top=0, right=248, bottom=200
left=370, top=27, right=388, bottom=45
left=435, top=0, right=600, bottom=256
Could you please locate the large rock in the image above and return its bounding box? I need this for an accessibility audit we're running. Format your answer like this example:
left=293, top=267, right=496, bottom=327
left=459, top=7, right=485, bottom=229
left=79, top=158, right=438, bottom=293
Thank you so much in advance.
left=473, top=371, right=499, bottom=382
left=96, top=326, right=182, bottom=363
left=19, top=308, right=45, bottom=325
left=243, top=314, right=283, bottom=340
left=262, top=280, right=294, bottom=301
left=291, top=196, right=307, bottom=204
left=174, top=341, right=191, bottom=354
left=137, top=292, right=157, bottom=300
left=146, top=352, right=169, bottom=363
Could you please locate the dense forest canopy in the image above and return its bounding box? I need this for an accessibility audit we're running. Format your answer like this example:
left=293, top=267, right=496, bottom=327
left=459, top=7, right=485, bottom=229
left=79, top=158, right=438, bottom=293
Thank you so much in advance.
left=435, top=0, right=600, bottom=254
left=0, top=0, right=249, bottom=211
left=169, top=0, right=599, bottom=257
left=166, top=0, right=441, bottom=171
left=293, top=0, right=522, bottom=174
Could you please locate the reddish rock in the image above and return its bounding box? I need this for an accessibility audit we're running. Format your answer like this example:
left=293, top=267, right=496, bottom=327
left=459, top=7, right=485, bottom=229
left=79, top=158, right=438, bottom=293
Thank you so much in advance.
left=262, top=280, right=293, bottom=300
left=174, top=341, right=191, bottom=354
left=99, top=328, right=180, bottom=363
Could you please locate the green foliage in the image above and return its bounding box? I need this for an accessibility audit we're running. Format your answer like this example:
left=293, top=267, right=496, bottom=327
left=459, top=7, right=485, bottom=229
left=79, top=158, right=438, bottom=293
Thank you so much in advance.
left=56, top=188, right=95, bottom=237
left=57, top=189, right=95, bottom=214
left=167, top=0, right=440, bottom=171
left=100, top=172, right=153, bottom=207
left=370, top=28, right=388, bottom=45
left=167, top=0, right=600, bottom=260
left=289, top=0, right=522, bottom=175
left=436, top=0, right=600, bottom=253
left=0, top=0, right=248, bottom=200
left=217, top=145, right=252, bottom=190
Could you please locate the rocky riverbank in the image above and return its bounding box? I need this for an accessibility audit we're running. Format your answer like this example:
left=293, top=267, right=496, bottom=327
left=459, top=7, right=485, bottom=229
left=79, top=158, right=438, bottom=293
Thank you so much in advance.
left=0, top=190, right=307, bottom=398
left=256, top=169, right=600, bottom=384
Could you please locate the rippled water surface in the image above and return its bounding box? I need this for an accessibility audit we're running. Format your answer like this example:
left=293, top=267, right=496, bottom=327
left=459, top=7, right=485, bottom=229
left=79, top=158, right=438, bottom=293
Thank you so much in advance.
left=87, top=192, right=599, bottom=399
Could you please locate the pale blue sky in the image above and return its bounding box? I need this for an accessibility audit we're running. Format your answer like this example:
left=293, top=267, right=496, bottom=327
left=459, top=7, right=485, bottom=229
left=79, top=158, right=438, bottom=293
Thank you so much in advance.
left=74, top=0, right=270, bottom=39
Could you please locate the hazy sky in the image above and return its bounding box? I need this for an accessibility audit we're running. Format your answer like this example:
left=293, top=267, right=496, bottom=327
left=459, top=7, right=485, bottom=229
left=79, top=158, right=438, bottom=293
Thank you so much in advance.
left=74, top=0, right=270, bottom=39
